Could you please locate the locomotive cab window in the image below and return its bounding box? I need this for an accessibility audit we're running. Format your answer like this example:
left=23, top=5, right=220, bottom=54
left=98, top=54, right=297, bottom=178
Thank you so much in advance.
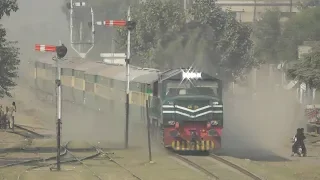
left=165, top=81, right=220, bottom=98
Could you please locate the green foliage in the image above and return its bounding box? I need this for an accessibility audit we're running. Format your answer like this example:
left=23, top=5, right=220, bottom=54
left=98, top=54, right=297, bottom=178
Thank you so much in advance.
left=116, top=0, right=186, bottom=65
left=0, top=0, right=20, bottom=97
left=117, top=0, right=253, bottom=81
left=0, top=0, right=18, bottom=19
left=280, top=7, right=320, bottom=62
left=287, top=48, right=320, bottom=88
left=253, top=9, right=282, bottom=64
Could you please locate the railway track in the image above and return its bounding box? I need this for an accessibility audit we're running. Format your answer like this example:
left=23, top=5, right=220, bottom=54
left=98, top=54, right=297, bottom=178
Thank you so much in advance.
left=169, top=152, right=219, bottom=179
left=66, top=144, right=143, bottom=180
left=209, top=153, right=262, bottom=180
left=0, top=124, right=49, bottom=154
left=13, top=124, right=46, bottom=138
left=169, top=151, right=262, bottom=180
left=2, top=124, right=143, bottom=179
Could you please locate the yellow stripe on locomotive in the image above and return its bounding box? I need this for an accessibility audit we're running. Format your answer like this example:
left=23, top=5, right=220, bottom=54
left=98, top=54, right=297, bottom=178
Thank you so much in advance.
left=171, top=140, right=214, bottom=151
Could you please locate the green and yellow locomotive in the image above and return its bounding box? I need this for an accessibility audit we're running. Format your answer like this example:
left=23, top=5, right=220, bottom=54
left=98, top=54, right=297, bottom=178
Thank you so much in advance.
left=148, top=69, right=223, bottom=151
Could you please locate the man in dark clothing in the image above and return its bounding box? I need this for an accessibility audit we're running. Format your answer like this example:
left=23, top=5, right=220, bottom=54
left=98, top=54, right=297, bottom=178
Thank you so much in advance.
left=291, top=128, right=307, bottom=156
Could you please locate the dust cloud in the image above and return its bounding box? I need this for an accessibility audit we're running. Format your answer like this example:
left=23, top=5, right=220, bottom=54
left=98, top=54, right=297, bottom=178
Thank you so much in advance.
left=1, top=0, right=305, bottom=158
left=1, top=0, right=72, bottom=77
left=221, top=66, right=305, bottom=159
left=1, top=0, right=144, bottom=149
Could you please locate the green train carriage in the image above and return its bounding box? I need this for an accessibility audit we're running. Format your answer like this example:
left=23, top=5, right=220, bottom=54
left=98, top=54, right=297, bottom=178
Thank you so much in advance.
left=32, top=57, right=159, bottom=120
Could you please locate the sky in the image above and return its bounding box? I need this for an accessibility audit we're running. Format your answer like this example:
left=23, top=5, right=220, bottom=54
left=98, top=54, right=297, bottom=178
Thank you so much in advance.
left=1, top=0, right=72, bottom=72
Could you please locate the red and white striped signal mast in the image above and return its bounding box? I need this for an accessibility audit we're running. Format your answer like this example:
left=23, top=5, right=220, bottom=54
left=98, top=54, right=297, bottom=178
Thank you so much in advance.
left=34, top=43, right=67, bottom=171
left=90, top=7, right=136, bottom=149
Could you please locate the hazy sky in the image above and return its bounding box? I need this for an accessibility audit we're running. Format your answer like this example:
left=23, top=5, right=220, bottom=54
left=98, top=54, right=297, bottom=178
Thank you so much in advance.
left=2, top=0, right=70, bottom=59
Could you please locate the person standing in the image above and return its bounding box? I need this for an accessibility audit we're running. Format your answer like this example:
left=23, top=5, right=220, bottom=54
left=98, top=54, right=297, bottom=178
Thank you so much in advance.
left=8, top=102, right=16, bottom=131
left=0, top=105, right=4, bottom=129
left=5, top=106, right=9, bottom=130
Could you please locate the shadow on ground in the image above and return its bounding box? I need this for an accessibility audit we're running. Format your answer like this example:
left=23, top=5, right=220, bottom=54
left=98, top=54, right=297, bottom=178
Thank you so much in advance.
left=215, top=147, right=290, bottom=161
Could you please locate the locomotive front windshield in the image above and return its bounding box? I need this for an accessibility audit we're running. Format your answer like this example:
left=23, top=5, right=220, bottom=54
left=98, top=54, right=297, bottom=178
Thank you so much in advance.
left=165, top=80, right=220, bottom=98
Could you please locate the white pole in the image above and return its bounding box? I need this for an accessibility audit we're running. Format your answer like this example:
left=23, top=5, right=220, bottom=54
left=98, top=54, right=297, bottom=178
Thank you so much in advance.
left=79, top=22, right=83, bottom=53
left=125, top=6, right=131, bottom=149
left=127, top=7, right=131, bottom=94
left=91, top=7, right=95, bottom=44
left=70, top=0, right=73, bottom=44
left=56, top=41, right=62, bottom=171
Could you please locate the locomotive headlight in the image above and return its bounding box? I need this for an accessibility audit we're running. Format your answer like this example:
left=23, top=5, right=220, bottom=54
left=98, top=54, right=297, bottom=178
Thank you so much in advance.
left=210, top=101, right=219, bottom=105
left=211, top=120, right=218, bottom=126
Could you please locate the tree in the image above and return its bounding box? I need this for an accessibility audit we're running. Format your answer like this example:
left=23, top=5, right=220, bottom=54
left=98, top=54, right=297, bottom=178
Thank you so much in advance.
left=116, top=0, right=186, bottom=66
left=280, top=7, right=320, bottom=62
left=0, top=0, right=20, bottom=97
left=252, top=9, right=282, bottom=64
left=117, top=0, right=253, bottom=81
left=0, top=0, right=18, bottom=19
left=287, top=48, right=320, bottom=89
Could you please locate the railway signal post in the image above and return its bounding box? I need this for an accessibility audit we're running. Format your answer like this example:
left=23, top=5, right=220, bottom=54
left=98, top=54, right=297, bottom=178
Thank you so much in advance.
left=92, top=7, right=136, bottom=149
left=67, top=0, right=95, bottom=58
left=34, top=43, right=68, bottom=171
left=146, top=99, right=153, bottom=163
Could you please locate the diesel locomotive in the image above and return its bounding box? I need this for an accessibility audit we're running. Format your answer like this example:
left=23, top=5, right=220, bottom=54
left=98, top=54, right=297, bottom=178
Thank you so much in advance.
left=27, top=55, right=224, bottom=152
left=148, top=69, right=223, bottom=151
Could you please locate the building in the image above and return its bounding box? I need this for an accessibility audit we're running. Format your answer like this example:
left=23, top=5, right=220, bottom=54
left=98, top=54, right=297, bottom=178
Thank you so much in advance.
left=184, top=0, right=300, bottom=22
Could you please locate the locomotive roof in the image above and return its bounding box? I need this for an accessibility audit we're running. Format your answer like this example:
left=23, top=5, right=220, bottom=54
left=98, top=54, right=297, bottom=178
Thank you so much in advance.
left=159, top=68, right=222, bottom=82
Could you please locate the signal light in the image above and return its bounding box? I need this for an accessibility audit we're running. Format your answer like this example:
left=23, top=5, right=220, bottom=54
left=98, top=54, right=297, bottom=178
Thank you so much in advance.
left=56, top=44, right=68, bottom=59
left=66, top=2, right=71, bottom=10
left=126, top=20, right=136, bottom=31
left=88, top=22, right=92, bottom=28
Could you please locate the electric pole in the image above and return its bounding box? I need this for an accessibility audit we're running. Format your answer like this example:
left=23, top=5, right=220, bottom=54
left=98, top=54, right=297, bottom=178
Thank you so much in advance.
left=89, top=7, right=136, bottom=149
